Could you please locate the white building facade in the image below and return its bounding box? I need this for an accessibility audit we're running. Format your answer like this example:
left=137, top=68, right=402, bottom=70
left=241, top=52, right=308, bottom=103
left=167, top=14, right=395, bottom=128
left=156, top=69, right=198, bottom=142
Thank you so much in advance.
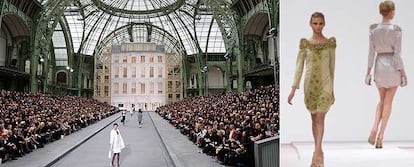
left=111, top=43, right=165, bottom=111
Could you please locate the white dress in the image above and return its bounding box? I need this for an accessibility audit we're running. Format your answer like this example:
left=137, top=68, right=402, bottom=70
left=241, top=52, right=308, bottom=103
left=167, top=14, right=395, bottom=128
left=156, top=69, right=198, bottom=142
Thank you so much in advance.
left=110, top=129, right=125, bottom=153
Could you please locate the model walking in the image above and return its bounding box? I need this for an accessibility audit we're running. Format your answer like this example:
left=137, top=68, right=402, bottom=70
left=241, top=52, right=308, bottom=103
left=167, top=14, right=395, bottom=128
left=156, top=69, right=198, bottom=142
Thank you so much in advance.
left=121, top=110, right=126, bottom=125
left=288, top=12, right=336, bottom=167
left=109, top=123, right=125, bottom=167
left=366, top=0, right=407, bottom=149
left=137, top=109, right=143, bottom=128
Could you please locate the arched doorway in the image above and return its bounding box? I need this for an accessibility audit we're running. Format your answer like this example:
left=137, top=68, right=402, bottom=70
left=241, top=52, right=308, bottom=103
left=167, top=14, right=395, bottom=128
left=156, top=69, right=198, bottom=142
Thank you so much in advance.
left=0, top=14, right=30, bottom=91
left=243, top=12, right=275, bottom=89
left=56, top=71, right=68, bottom=85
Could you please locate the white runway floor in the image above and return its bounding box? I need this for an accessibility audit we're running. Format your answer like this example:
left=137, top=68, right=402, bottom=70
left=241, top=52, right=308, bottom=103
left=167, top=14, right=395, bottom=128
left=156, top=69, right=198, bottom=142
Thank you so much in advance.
left=281, top=142, right=414, bottom=167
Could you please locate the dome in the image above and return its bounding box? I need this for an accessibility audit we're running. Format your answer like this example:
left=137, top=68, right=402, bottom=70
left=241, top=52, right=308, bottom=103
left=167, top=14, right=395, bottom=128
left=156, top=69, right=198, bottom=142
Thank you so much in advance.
left=55, top=0, right=227, bottom=56
left=93, top=0, right=185, bottom=18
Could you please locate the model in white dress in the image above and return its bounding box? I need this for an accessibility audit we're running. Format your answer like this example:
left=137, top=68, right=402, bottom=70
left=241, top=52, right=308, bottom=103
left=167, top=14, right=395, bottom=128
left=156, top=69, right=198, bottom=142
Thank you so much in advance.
left=109, top=123, right=125, bottom=167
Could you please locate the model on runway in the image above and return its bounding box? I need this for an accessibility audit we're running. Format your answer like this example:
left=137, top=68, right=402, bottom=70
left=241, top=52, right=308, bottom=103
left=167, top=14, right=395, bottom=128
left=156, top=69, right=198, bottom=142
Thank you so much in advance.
left=137, top=109, right=143, bottom=128
left=110, top=123, right=125, bottom=167
left=121, top=110, right=126, bottom=125
left=288, top=12, right=336, bottom=167
left=366, top=0, right=407, bottom=149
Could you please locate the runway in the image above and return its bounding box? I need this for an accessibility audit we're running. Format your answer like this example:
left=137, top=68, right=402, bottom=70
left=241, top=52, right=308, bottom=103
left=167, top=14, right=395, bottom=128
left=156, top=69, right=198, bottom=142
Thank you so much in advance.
left=51, top=112, right=173, bottom=167
left=2, top=112, right=223, bottom=167
left=281, top=142, right=414, bottom=167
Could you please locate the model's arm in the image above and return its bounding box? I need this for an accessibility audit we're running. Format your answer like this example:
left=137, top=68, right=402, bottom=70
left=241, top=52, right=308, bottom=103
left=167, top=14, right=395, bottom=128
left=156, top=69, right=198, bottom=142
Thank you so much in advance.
left=330, top=39, right=336, bottom=104
left=367, top=26, right=376, bottom=75
left=110, top=130, right=114, bottom=145
left=329, top=38, right=336, bottom=83
left=288, top=39, right=306, bottom=105
left=393, top=26, right=406, bottom=77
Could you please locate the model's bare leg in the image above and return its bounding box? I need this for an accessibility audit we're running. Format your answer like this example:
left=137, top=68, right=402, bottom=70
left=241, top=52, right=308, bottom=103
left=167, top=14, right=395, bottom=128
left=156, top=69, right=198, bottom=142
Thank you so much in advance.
left=111, top=153, right=117, bottom=167
left=369, top=88, right=386, bottom=145
left=311, top=112, right=326, bottom=166
left=373, top=88, right=386, bottom=132
left=311, top=114, right=317, bottom=147
left=117, top=153, right=121, bottom=167
left=376, top=87, right=397, bottom=148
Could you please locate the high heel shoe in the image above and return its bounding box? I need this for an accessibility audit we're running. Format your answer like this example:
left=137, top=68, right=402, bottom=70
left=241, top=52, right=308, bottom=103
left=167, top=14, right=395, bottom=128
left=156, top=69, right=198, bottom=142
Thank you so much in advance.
left=368, top=131, right=376, bottom=145
left=314, top=156, right=324, bottom=167
left=310, top=156, right=316, bottom=167
left=310, top=153, right=324, bottom=167
left=375, top=135, right=383, bottom=149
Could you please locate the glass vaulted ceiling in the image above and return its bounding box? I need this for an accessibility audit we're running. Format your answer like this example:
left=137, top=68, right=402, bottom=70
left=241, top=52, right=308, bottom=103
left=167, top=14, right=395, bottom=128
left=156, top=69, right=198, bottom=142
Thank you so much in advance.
left=37, top=0, right=49, bottom=5
left=94, top=0, right=184, bottom=17
left=61, top=0, right=225, bottom=56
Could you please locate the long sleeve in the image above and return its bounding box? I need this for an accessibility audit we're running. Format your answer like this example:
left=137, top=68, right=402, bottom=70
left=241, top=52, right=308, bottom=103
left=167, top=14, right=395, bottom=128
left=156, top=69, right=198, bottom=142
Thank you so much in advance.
left=330, top=46, right=336, bottom=87
left=110, top=130, right=115, bottom=145
left=118, top=131, right=125, bottom=149
left=393, top=26, right=404, bottom=70
left=292, top=39, right=306, bottom=89
left=368, top=26, right=376, bottom=69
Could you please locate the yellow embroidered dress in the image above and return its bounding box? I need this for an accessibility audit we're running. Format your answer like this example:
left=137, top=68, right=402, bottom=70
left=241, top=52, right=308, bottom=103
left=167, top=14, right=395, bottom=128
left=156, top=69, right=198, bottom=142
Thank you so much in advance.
left=292, top=37, right=336, bottom=113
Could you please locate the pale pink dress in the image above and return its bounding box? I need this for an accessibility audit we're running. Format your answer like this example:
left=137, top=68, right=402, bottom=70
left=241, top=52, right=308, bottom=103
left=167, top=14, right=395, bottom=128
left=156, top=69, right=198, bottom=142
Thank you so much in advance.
left=368, top=23, right=404, bottom=88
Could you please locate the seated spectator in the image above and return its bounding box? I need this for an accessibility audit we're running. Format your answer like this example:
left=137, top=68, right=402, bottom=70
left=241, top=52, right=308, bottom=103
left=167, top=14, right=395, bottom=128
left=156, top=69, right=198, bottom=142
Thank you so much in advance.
left=0, top=90, right=119, bottom=162
left=156, top=85, right=279, bottom=167
left=0, top=131, right=18, bottom=160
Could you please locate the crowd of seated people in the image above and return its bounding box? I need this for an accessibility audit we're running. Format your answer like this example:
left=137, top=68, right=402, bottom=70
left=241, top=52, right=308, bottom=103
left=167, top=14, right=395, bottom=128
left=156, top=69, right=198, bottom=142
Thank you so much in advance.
left=156, top=85, right=279, bottom=167
left=0, top=90, right=118, bottom=162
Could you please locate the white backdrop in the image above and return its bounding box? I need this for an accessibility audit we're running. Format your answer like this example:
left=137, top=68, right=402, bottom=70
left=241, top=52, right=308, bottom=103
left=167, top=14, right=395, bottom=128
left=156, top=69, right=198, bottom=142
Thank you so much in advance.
left=280, top=0, right=414, bottom=143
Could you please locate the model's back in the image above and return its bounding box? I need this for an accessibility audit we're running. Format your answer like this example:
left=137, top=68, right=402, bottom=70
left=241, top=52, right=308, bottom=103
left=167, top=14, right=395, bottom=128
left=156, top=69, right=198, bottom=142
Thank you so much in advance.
left=369, top=23, right=401, bottom=53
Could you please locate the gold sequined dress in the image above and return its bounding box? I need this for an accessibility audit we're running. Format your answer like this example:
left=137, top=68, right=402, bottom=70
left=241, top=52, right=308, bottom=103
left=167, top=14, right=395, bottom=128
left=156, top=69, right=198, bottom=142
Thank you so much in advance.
left=292, top=37, right=336, bottom=113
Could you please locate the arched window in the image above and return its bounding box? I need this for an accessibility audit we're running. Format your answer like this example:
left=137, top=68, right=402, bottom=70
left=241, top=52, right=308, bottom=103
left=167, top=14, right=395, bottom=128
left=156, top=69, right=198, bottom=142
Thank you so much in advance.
left=56, top=71, right=67, bottom=84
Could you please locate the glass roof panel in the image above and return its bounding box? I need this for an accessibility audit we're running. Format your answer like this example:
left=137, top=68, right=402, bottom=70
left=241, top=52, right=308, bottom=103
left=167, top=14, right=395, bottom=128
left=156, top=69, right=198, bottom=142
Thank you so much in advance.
left=64, top=12, right=83, bottom=52
left=98, top=0, right=180, bottom=12
left=54, top=48, right=68, bottom=66
left=91, top=0, right=185, bottom=18
left=206, top=19, right=225, bottom=53
left=52, top=31, right=66, bottom=48
left=196, top=14, right=213, bottom=52
left=37, top=0, right=49, bottom=5
left=68, top=0, right=226, bottom=56
left=55, top=23, right=62, bottom=30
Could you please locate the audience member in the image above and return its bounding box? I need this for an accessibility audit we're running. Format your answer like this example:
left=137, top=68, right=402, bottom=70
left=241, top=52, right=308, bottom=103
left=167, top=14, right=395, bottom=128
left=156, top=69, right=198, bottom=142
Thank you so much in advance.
left=0, top=90, right=118, bottom=162
left=156, top=85, right=279, bottom=167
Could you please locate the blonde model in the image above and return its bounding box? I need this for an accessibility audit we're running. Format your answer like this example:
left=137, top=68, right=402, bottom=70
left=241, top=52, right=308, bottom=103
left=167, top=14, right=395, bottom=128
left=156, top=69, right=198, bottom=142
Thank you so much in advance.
left=288, top=12, right=336, bottom=167
left=366, top=0, right=407, bottom=149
